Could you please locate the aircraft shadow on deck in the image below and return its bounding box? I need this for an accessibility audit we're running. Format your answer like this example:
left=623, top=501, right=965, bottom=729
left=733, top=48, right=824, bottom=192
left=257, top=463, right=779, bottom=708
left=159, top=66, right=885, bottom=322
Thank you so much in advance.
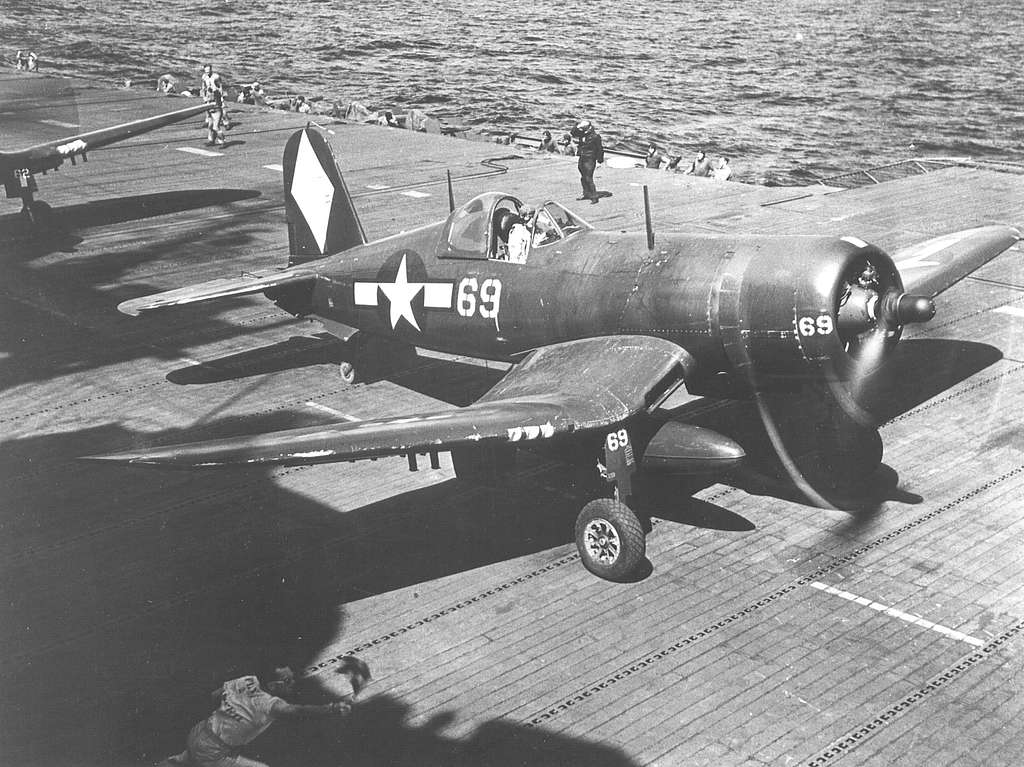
left=0, top=210, right=292, bottom=394
left=264, top=695, right=640, bottom=767
left=167, top=333, right=349, bottom=384
left=3, top=339, right=1002, bottom=761
left=168, top=340, right=509, bottom=407
left=5, top=421, right=643, bottom=764
left=666, top=337, right=1002, bottom=514
left=0, top=188, right=262, bottom=248
left=164, top=336, right=1003, bottom=528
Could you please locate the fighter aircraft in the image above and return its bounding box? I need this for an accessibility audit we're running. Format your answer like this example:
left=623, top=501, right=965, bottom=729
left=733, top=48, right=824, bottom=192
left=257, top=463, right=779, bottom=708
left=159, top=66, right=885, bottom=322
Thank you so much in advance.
left=1, top=77, right=209, bottom=221
left=88, top=126, right=1020, bottom=581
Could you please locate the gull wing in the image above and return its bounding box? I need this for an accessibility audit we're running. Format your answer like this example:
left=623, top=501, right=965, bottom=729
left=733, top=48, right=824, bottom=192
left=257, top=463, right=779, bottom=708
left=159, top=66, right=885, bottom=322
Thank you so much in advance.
left=84, top=335, right=691, bottom=467
left=1, top=101, right=210, bottom=170
left=893, top=225, right=1020, bottom=298
left=117, top=267, right=318, bottom=316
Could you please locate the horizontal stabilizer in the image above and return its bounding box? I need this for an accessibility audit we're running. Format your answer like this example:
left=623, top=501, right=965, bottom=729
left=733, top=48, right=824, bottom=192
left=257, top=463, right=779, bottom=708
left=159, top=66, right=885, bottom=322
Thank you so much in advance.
left=117, top=267, right=316, bottom=316
left=83, top=335, right=694, bottom=468
left=893, top=225, right=1020, bottom=298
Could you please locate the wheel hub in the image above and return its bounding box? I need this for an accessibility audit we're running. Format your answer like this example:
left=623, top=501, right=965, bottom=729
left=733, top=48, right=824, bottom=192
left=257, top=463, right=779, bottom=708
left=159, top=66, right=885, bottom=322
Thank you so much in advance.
left=583, top=518, right=620, bottom=564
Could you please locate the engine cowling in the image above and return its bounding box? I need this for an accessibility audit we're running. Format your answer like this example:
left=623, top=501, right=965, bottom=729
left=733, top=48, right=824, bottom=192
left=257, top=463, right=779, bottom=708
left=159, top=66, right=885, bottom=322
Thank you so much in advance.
left=714, top=236, right=935, bottom=387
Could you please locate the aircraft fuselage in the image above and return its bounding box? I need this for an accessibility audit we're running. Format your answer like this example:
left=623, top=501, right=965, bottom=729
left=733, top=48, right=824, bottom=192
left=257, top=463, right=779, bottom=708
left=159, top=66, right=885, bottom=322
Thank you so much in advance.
left=287, top=227, right=880, bottom=388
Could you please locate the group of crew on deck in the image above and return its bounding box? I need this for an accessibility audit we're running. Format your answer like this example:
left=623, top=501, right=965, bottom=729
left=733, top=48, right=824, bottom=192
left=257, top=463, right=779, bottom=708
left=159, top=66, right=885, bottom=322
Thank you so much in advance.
left=643, top=144, right=731, bottom=180
left=10, top=52, right=733, bottom=182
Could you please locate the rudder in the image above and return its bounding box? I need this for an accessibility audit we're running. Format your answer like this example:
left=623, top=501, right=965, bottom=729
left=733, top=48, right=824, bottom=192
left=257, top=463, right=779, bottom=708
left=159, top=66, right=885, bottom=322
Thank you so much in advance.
left=282, top=127, right=366, bottom=265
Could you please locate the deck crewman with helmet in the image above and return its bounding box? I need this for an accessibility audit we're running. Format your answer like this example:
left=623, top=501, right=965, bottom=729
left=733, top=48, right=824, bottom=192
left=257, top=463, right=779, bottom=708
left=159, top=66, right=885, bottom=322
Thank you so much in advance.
left=571, top=120, right=604, bottom=203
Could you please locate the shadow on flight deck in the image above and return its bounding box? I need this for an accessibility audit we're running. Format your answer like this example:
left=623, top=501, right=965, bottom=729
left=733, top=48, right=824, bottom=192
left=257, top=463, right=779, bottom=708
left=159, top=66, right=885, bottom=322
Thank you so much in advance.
left=166, top=336, right=509, bottom=407
left=669, top=336, right=1002, bottom=515
left=0, top=188, right=262, bottom=251
left=3, top=421, right=643, bottom=766
left=4, top=342, right=1000, bottom=762
left=0, top=196, right=288, bottom=394
left=163, top=331, right=1004, bottom=522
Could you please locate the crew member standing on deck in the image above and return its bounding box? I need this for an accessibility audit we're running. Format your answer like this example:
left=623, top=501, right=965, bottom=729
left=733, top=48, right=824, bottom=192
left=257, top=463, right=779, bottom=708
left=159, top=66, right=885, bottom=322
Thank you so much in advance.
left=198, top=63, right=227, bottom=146
left=205, top=87, right=227, bottom=146
left=572, top=120, right=604, bottom=204
left=200, top=63, right=223, bottom=102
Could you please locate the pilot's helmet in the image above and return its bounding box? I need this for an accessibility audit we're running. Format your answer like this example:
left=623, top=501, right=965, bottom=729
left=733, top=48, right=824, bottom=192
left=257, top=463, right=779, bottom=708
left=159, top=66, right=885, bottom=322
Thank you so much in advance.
left=519, top=204, right=536, bottom=220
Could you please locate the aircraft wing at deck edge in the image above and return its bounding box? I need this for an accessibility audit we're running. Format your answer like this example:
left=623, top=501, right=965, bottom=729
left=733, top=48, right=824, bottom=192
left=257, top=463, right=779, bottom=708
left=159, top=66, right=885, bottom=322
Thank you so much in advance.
left=1, top=101, right=211, bottom=170
left=83, top=335, right=744, bottom=470
left=117, top=266, right=318, bottom=316
left=892, top=225, right=1020, bottom=298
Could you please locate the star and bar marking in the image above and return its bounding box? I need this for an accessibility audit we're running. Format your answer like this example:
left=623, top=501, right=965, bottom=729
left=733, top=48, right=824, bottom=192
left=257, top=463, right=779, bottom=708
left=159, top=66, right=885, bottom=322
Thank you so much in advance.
left=353, top=254, right=454, bottom=331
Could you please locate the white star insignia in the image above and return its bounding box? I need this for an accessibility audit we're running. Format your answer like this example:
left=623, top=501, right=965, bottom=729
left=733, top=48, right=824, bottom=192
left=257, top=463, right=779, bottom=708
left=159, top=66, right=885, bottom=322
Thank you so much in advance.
left=352, top=255, right=455, bottom=332
left=378, top=254, right=424, bottom=330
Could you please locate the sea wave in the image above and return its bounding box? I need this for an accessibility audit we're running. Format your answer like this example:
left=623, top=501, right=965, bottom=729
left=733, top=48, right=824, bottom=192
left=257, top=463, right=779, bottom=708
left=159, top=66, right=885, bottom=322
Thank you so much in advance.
left=6, top=0, right=1024, bottom=185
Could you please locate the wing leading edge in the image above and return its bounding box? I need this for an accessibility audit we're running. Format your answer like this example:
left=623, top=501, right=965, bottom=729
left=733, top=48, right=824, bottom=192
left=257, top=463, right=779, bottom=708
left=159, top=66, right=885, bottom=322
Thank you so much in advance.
left=893, top=225, right=1020, bottom=298
left=85, top=336, right=697, bottom=467
left=1, top=101, right=211, bottom=170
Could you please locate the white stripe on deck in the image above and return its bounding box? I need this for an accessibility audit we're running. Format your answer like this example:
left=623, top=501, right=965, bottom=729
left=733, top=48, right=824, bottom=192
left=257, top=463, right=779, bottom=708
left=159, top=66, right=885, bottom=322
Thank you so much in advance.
left=365, top=184, right=390, bottom=190
left=39, top=118, right=79, bottom=128
left=810, top=581, right=984, bottom=646
left=993, top=306, right=1024, bottom=319
left=177, top=147, right=224, bottom=158
left=400, top=190, right=431, bottom=198
left=305, top=401, right=361, bottom=422
left=263, top=163, right=283, bottom=172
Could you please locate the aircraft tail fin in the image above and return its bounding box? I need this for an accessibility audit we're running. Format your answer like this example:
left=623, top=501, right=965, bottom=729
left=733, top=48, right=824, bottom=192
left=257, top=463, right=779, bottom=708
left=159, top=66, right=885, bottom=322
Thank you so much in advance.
left=282, top=127, right=366, bottom=266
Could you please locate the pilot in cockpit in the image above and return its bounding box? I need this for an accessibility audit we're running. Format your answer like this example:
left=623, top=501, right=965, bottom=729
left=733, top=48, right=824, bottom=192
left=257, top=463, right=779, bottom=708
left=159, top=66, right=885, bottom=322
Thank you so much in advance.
left=506, top=205, right=533, bottom=263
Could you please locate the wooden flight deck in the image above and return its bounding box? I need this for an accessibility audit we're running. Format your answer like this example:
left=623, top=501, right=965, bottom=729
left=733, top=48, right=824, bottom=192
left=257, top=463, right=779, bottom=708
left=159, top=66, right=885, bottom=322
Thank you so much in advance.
left=1, top=73, right=1023, bottom=766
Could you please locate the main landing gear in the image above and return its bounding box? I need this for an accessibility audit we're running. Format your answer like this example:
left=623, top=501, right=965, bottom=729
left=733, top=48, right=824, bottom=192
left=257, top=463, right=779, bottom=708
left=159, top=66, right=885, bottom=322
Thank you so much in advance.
left=573, top=427, right=647, bottom=582
left=337, top=333, right=416, bottom=385
left=9, top=170, right=48, bottom=226
left=575, top=497, right=645, bottom=582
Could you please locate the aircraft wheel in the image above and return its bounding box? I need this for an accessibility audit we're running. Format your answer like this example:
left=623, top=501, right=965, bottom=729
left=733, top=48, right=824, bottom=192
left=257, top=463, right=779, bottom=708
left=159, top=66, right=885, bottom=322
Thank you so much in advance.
left=574, top=498, right=645, bottom=582
left=339, top=360, right=359, bottom=384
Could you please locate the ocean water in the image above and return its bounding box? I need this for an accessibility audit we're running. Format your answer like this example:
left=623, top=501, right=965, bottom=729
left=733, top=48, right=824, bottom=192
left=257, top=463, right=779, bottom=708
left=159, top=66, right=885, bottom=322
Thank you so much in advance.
left=3, top=0, right=1023, bottom=184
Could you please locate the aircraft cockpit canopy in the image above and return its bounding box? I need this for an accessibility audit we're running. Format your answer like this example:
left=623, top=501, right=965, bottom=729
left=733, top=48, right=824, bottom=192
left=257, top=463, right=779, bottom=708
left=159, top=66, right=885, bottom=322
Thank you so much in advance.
left=440, top=192, right=588, bottom=262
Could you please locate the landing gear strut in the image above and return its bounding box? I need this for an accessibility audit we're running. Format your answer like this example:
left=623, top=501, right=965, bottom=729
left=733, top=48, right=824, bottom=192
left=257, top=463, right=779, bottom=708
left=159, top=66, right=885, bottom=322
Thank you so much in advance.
left=573, top=427, right=646, bottom=581
left=337, top=333, right=416, bottom=385
left=10, top=169, right=45, bottom=225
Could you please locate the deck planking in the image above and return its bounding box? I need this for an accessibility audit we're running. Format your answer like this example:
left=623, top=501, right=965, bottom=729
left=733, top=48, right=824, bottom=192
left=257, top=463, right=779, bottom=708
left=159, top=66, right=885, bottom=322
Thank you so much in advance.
left=1, top=74, right=1023, bottom=766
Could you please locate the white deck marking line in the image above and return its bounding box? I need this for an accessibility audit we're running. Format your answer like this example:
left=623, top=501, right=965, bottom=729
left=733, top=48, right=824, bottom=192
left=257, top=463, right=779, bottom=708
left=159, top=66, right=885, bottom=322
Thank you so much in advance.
left=994, top=306, right=1024, bottom=319
left=810, top=582, right=984, bottom=646
left=263, top=163, right=283, bottom=172
left=176, top=147, right=224, bottom=157
left=305, top=401, right=361, bottom=422
left=365, top=184, right=390, bottom=190
left=400, top=190, right=431, bottom=198
left=39, top=118, right=79, bottom=128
